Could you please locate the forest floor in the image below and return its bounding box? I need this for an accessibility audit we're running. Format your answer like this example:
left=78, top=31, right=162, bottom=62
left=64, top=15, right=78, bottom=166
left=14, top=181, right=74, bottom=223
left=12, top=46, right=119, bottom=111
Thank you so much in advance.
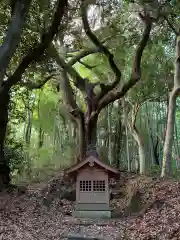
left=1, top=173, right=180, bottom=239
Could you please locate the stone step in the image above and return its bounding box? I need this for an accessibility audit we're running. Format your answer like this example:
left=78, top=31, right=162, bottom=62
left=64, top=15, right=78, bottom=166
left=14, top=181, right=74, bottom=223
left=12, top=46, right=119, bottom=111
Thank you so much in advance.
left=68, top=233, right=101, bottom=240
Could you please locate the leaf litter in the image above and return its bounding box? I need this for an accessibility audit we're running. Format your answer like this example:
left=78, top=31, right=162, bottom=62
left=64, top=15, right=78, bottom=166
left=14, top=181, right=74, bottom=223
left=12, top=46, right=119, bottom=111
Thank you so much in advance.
left=1, top=175, right=180, bottom=239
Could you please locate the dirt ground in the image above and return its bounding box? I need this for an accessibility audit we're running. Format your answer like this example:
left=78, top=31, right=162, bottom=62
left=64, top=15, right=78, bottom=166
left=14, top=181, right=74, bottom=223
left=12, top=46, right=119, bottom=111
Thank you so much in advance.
left=1, top=174, right=180, bottom=239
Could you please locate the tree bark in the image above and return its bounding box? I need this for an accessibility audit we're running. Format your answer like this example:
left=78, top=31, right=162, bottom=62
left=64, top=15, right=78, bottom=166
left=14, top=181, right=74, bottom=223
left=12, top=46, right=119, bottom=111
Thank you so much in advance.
left=86, top=114, right=98, bottom=157
left=0, top=0, right=32, bottom=84
left=161, top=36, right=180, bottom=177
left=175, top=119, right=180, bottom=168
left=114, top=100, right=123, bottom=169
left=52, top=8, right=152, bottom=163
left=123, top=100, right=131, bottom=171
left=153, top=137, right=160, bottom=166
left=145, top=102, right=157, bottom=165
left=0, top=86, right=10, bottom=186
left=37, top=91, right=44, bottom=148
left=131, top=129, right=146, bottom=174
left=107, top=105, right=112, bottom=164
left=161, top=90, right=179, bottom=176
left=0, top=0, right=67, bottom=186
left=77, top=113, right=86, bottom=161
left=125, top=125, right=131, bottom=172
left=76, top=113, right=99, bottom=161
left=0, top=0, right=32, bottom=183
left=128, top=103, right=146, bottom=174
left=38, top=127, right=44, bottom=148
left=25, top=95, right=32, bottom=145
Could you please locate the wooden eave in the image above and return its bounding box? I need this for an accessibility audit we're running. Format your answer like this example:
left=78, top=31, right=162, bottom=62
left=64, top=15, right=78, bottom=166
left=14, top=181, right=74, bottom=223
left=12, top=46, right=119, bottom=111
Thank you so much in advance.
left=66, top=156, right=120, bottom=175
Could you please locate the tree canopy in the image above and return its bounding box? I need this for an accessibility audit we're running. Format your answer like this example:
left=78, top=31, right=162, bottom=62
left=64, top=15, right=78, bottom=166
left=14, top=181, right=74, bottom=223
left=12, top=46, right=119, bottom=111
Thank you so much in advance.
left=0, top=0, right=179, bottom=184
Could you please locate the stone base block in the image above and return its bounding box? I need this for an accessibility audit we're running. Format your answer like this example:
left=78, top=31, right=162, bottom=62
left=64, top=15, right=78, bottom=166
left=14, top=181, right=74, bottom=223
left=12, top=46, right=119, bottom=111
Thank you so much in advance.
left=68, top=233, right=100, bottom=240
left=72, top=210, right=111, bottom=218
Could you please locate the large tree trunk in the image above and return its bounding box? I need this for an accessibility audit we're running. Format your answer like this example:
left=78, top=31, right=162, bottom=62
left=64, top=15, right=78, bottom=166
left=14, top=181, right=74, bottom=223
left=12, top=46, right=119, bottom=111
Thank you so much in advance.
left=128, top=103, right=146, bottom=174
left=38, top=127, right=44, bottom=148
left=77, top=113, right=86, bottom=161
left=37, top=92, right=44, bottom=148
left=86, top=114, right=98, bottom=157
left=107, top=105, right=113, bottom=164
left=145, top=102, right=157, bottom=165
left=131, top=130, right=146, bottom=174
left=123, top=100, right=131, bottom=171
left=0, top=0, right=31, bottom=84
left=125, top=125, right=131, bottom=172
left=161, top=90, right=179, bottom=177
left=77, top=113, right=98, bottom=161
left=161, top=36, right=180, bottom=177
left=0, top=0, right=67, bottom=186
left=52, top=10, right=152, bottom=165
left=114, top=100, right=124, bottom=169
left=0, top=87, right=10, bottom=186
left=0, top=0, right=31, bottom=186
left=114, top=117, right=123, bottom=169
left=153, top=137, right=160, bottom=166
left=175, top=120, right=180, bottom=168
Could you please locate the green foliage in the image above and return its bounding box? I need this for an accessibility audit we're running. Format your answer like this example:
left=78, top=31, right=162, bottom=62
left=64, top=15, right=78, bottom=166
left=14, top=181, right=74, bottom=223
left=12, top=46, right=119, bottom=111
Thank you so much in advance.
left=171, top=169, right=180, bottom=180
left=1, top=0, right=180, bottom=183
left=148, top=165, right=161, bottom=177
left=5, top=144, right=25, bottom=174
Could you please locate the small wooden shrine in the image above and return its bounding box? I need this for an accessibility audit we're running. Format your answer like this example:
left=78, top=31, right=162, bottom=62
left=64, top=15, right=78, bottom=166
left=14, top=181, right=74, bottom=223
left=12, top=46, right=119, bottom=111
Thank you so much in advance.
left=66, top=155, right=120, bottom=218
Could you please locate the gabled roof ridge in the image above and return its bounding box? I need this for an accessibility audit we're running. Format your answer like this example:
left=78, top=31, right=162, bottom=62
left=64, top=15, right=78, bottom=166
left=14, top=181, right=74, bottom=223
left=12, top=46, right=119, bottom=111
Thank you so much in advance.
left=66, top=156, right=119, bottom=175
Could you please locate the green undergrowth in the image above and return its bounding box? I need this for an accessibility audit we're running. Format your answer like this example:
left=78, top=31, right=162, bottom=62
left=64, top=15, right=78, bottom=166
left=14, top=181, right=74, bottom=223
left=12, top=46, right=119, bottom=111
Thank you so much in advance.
left=148, top=164, right=180, bottom=180
left=11, top=147, right=74, bottom=185
left=11, top=145, right=109, bottom=185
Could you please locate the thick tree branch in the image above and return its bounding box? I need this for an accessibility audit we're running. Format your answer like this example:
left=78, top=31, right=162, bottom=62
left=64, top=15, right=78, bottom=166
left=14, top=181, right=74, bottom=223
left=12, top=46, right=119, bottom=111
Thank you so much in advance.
left=19, top=74, right=55, bottom=89
left=61, top=70, right=84, bottom=126
left=61, top=71, right=79, bottom=110
left=96, top=77, right=121, bottom=102
left=0, top=0, right=32, bottom=85
left=5, top=0, right=67, bottom=90
left=50, top=44, right=113, bottom=94
left=81, top=1, right=121, bottom=93
left=66, top=34, right=113, bottom=61
left=48, top=39, right=84, bottom=117
left=50, top=44, right=89, bottom=92
left=78, top=60, right=97, bottom=69
left=68, top=47, right=100, bottom=66
left=97, top=13, right=153, bottom=113
left=127, top=102, right=141, bottom=138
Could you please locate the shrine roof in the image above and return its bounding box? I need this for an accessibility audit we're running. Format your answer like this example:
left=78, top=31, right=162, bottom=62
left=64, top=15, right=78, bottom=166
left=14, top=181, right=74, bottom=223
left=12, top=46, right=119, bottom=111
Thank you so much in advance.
left=66, top=155, right=120, bottom=175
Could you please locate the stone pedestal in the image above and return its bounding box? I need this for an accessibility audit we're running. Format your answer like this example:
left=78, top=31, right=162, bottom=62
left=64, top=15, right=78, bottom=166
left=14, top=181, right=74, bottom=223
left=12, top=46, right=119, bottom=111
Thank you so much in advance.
left=68, top=233, right=100, bottom=240
left=72, top=209, right=111, bottom=218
